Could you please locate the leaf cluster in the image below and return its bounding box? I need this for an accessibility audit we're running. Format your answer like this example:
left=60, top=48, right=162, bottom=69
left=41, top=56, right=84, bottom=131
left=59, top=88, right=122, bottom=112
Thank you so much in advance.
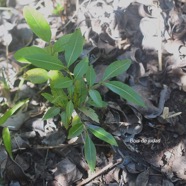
left=12, top=6, right=145, bottom=171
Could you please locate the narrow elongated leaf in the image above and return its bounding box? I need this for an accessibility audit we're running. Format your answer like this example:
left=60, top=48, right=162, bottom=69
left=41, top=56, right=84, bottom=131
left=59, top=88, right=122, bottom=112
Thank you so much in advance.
left=66, top=101, right=74, bottom=119
left=2, top=127, right=13, bottom=158
left=68, top=123, right=83, bottom=139
left=53, top=77, right=73, bottom=88
left=61, top=111, right=68, bottom=129
left=65, top=29, right=84, bottom=67
left=78, top=107, right=99, bottom=123
left=0, top=99, right=28, bottom=125
left=24, top=53, right=64, bottom=70
left=73, top=79, right=88, bottom=108
left=87, top=99, right=107, bottom=108
left=104, top=81, right=145, bottom=107
left=87, top=124, right=118, bottom=146
left=43, top=107, right=60, bottom=120
left=24, top=68, right=48, bottom=84
left=54, top=33, right=72, bottom=52
left=86, top=66, right=96, bottom=87
left=67, top=85, right=74, bottom=98
left=73, top=58, right=89, bottom=79
left=89, top=89, right=103, bottom=107
left=84, top=134, right=96, bottom=171
left=23, top=6, right=51, bottom=42
left=102, top=60, right=131, bottom=81
left=14, top=46, right=47, bottom=63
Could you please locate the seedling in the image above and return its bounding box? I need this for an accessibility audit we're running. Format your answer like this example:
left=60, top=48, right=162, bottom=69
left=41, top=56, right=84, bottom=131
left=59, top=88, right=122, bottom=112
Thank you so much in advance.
left=13, top=6, right=145, bottom=171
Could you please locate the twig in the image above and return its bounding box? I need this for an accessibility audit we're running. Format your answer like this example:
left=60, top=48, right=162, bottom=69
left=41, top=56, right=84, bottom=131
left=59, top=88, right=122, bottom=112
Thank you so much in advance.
left=77, top=158, right=122, bottom=186
left=61, top=0, right=91, bottom=31
left=0, top=7, right=13, bottom=10
left=157, top=4, right=162, bottom=71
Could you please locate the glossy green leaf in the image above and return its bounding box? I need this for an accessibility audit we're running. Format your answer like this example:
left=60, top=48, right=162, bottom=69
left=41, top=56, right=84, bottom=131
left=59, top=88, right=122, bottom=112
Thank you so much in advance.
left=84, top=134, right=96, bottom=172
left=43, top=107, right=60, bottom=120
left=87, top=124, right=118, bottom=146
left=102, top=60, right=131, bottom=81
left=14, top=46, right=47, bottom=63
left=24, top=53, right=64, bottom=70
left=54, top=33, right=72, bottom=52
left=68, top=123, right=83, bottom=139
left=78, top=107, right=99, bottom=123
left=89, top=89, right=103, bottom=107
left=86, top=66, right=96, bottom=87
left=65, top=29, right=84, bottom=67
left=24, top=68, right=48, bottom=84
left=2, top=127, right=13, bottom=158
left=66, top=100, right=74, bottom=119
left=73, top=57, right=89, bottom=79
left=23, top=6, right=51, bottom=42
left=53, top=77, right=73, bottom=88
left=104, top=81, right=145, bottom=107
left=0, top=99, right=29, bottom=125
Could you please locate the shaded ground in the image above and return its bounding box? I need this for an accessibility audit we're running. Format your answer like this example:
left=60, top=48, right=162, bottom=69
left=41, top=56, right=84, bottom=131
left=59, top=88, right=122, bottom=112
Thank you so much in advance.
left=0, top=0, right=186, bottom=185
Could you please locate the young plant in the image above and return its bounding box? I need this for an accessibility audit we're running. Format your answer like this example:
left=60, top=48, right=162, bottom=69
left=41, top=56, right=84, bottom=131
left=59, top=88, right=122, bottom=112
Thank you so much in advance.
left=14, top=6, right=145, bottom=171
left=0, top=99, right=28, bottom=161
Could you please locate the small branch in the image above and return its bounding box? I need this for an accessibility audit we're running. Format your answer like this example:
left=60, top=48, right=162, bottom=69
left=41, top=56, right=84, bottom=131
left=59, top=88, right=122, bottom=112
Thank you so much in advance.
left=77, top=158, right=122, bottom=186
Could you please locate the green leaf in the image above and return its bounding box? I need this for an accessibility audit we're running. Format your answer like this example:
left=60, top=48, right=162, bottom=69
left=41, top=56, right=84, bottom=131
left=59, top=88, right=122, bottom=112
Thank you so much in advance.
left=104, top=81, right=145, bottom=107
left=73, top=79, right=88, bottom=108
left=84, top=134, right=96, bottom=172
left=74, top=58, right=89, bottom=79
left=54, top=33, right=72, bottom=52
left=23, top=6, right=51, bottom=42
left=24, top=53, right=64, bottom=70
left=53, top=77, right=73, bottom=88
left=86, top=66, right=96, bottom=87
left=89, top=89, right=103, bottom=107
left=24, top=68, right=48, bottom=84
left=102, top=60, right=131, bottom=81
left=48, top=70, right=63, bottom=82
left=53, top=3, right=64, bottom=15
left=14, top=46, right=47, bottom=63
left=0, top=99, right=29, bottom=125
left=44, top=45, right=58, bottom=56
left=67, top=85, right=75, bottom=98
left=43, top=107, right=60, bottom=120
left=61, top=111, right=68, bottom=129
left=68, top=123, right=83, bottom=139
left=51, top=89, right=68, bottom=108
left=2, top=127, right=13, bottom=158
left=66, top=100, right=74, bottom=119
left=71, top=112, right=81, bottom=126
left=87, top=124, right=118, bottom=146
left=42, top=93, right=54, bottom=103
left=78, top=107, right=99, bottom=123
left=65, top=29, right=84, bottom=67
left=87, top=99, right=107, bottom=108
